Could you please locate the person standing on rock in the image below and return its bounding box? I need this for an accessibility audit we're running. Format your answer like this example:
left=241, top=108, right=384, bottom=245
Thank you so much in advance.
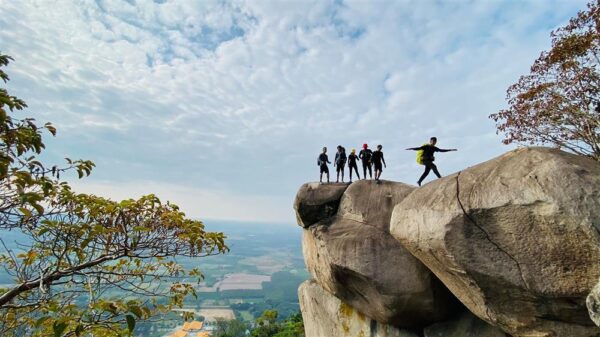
left=347, top=149, right=361, bottom=182
left=371, top=144, right=386, bottom=183
left=406, top=137, right=457, bottom=186
left=334, top=146, right=347, bottom=183
left=359, top=144, right=373, bottom=179
left=318, top=147, right=331, bottom=183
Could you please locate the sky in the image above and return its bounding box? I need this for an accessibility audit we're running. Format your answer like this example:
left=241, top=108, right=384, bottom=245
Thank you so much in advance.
left=0, top=0, right=589, bottom=224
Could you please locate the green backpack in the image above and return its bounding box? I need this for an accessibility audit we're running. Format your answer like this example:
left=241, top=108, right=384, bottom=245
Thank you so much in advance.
left=416, top=144, right=429, bottom=165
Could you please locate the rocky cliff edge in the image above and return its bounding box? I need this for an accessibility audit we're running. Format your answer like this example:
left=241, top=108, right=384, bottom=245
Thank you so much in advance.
left=294, top=147, right=600, bottom=337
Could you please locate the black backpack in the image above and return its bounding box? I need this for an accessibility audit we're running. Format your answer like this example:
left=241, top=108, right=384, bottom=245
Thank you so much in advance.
left=337, top=149, right=347, bottom=164
left=317, top=153, right=327, bottom=166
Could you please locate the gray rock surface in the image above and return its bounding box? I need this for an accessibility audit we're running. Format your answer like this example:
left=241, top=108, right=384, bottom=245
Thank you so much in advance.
left=294, top=182, right=348, bottom=228
left=587, top=279, right=600, bottom=327
left=391, top=147, right=600, bottom=336
left=299, top=180, right=460, bottom=327
left=424, top=311, right=509, bottom=337
left=299, top=280, right=419, bottom=337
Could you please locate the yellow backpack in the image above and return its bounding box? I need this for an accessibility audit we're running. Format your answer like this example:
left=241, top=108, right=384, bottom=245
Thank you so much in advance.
left=416, top=144, right=428, bottom=165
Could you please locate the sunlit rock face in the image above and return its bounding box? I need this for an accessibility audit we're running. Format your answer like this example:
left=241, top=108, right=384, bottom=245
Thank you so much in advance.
left=391, top=147, right=600, bottom=336
left=296, top=180, right=460, bottom=327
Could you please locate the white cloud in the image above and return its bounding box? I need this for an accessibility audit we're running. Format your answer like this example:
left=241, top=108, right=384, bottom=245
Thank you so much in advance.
left=0, top=0, right=589, bottom=223
left=69, top=179, right=292, bottom=224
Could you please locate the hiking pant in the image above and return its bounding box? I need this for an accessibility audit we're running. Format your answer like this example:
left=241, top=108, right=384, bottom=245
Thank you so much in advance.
left=373, top=161, right=383, bottom=172
left=418, top=161, right=441, bottom=184
left=362, top=161, right=372, bottom=178
left=349, top=163, right=360, bottom=180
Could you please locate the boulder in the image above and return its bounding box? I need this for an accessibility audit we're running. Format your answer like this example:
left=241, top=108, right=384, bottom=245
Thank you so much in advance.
left=299, top=280, right=419, bottom=337
left=294, top=182, right=348, bottom=228
left=424, top=311, right=509, bottom=337
left=298, top=180, right=460, bottom=327
left=391, top=147, right=600, bottom=336
left=587, top=279, right=600, bottom=327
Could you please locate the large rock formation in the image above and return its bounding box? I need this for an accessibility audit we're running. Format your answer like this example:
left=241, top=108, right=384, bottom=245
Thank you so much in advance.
left=296, top=180, right=460, bottom=327
left=299, top=280, right=419, bottom=337
left=391, top=147, right=600, bottom=336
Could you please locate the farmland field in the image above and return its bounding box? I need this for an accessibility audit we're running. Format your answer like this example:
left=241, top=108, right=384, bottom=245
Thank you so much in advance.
left=216, top=273, right=271, bottom=291
left=198, top=307, right=236, bottom=322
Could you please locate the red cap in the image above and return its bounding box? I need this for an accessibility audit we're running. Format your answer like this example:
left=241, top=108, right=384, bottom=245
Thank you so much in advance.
left=363, top=143, right=368, bottom=149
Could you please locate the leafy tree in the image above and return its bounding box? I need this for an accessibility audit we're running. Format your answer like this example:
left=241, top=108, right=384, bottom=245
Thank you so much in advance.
left=490, top=0, right=600, bottom=160
left=272, top=313, right=304, bottom=337
left=249, top=310, right=304, bottom=337
left=249, top=310, right=279, bottom=337
left=213, top=318, right=248, bottom=337
left=0, top=53, right=228, bottom=336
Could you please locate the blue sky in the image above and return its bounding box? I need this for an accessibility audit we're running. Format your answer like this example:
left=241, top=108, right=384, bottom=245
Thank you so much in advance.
left=0, top=0, right=588, bottom=223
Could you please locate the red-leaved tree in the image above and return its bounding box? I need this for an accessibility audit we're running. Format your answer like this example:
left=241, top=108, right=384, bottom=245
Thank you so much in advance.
left=490, top=0, right=600, bottom=160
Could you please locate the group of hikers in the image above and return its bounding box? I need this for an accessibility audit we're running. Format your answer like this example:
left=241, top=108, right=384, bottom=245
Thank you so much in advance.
left=317, top=137, right=457, bottom=186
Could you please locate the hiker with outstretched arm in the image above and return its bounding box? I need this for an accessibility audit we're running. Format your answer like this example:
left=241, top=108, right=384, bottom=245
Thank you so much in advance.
left=406, top=137, right=457, bottom=186
left=334, top=145, right=347, bottom=183
left=359, top=143, right=373, bottom=179
left=347, top=148, right=360, bottom=182
left=318, top=147, right=331, bottom=183
left=371, top=144, right=386, bottom=183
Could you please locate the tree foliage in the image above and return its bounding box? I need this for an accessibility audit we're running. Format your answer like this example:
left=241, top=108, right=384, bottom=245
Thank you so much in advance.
left=213, top=318, right=248, bottom=337
left=490, top=0, right=600, bottom=159
left=0, top=53, right=228, bottom=336
left=272, top=312, right=304, bottom=337
left=213, top=310, right=304, bottom=337
left=250, top=309, right=280, bottom=337
left=251, top=310, right=304, bottom=337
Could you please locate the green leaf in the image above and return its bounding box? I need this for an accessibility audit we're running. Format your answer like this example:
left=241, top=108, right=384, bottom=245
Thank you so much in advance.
left=74, top=324, right=84, bottom=336
left=126, top=314, right=136, bottom=334
left=32, top=202, right=44, bottom=214
left=79, top=238, right=92, bottom=250
left=128, top=303, right=144, bottom=319
left=34, top=316, right=50, bottom=328
left=53, top=321, right=68, bottom=337
left=45, top=123, right=57, bottom=136
left=18, top=207, right=32, bottom=218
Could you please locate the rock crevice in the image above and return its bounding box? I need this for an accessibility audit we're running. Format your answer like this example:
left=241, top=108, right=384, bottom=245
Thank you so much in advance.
left=455, top=171, right=529, bottom=290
